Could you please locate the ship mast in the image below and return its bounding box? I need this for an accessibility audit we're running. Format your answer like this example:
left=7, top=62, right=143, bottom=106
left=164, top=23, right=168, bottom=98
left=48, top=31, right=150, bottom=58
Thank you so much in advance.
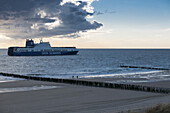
left=40, top=38, right=43, bottom=43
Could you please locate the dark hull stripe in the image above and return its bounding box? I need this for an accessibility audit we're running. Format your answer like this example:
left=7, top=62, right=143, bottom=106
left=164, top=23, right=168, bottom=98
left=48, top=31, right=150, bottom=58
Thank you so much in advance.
left=8, top=51, right=78, bottom=56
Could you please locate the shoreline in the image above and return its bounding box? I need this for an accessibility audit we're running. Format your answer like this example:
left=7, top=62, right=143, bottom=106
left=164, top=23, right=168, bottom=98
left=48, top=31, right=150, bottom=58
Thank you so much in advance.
left=0, top=80, right=170, bottom=113
left=1, top=72, right=169, bottom=94
left=80, top=77, right=170, bottom=88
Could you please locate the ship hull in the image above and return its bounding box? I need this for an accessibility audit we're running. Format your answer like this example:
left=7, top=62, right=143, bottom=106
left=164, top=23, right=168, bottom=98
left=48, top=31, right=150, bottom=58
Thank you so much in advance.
left=8, top=50, right=78, bottom=56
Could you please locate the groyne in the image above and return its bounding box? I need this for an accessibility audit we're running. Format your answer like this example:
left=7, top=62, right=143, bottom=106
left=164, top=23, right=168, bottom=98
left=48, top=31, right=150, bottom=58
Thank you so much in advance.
left=120, top=65, right=170, bottom=70
left=0, top=72, right=170, bottom=94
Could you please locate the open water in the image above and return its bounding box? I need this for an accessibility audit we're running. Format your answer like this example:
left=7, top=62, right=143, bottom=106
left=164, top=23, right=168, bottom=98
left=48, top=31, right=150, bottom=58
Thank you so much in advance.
left=0, top=49, right=170, bottom=83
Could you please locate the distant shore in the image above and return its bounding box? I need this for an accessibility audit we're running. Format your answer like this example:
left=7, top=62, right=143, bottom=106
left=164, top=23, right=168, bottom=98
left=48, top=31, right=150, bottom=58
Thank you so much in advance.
left=0, top=79, right=170, bottom=113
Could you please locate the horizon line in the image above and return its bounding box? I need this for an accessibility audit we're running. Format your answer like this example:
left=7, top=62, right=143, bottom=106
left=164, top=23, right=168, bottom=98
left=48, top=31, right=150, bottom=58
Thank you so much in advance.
left=0, top=47, right=170, bottom=50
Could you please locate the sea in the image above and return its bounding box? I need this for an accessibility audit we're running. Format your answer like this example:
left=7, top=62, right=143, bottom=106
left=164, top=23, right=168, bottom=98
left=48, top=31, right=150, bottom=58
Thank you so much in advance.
left=0, top=49, right=170, bottom=83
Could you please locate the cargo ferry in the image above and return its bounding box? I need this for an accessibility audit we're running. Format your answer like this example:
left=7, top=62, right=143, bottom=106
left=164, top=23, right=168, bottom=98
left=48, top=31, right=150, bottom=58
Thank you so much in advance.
left=8, top=39, right=79, bottom=56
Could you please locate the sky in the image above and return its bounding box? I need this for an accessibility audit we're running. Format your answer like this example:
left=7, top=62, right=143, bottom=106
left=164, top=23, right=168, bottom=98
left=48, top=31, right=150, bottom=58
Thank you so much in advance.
left=0, top=0, right=170, bottom=48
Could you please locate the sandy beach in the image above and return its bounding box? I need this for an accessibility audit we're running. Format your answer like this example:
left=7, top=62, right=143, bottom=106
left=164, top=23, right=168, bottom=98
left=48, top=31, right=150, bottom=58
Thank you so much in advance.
left=0, top=80, right=170, bottom=113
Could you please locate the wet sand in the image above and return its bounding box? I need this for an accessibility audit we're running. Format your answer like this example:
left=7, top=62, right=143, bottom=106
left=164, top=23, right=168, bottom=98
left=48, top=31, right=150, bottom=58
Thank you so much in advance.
left=0, top=80, right=170, bottom=113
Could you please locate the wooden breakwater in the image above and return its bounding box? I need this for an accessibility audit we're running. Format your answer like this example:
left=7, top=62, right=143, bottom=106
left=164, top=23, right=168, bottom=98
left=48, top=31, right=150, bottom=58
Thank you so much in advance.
left=120, top=65, right=170, bottom=71
left=0, top=72, right=170, bottom=94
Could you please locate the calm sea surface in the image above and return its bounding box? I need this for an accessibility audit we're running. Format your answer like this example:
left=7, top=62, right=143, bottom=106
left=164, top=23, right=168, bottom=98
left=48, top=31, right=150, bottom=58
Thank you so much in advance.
left=0, top=49, right=170, bottom=83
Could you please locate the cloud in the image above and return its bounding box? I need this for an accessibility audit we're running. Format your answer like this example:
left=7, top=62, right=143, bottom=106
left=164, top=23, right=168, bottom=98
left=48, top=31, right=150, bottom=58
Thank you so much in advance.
left=0, top=0, right=103, bottom=39
left=164, top=28, right=170, bottom=31
left=94, top=10, right=116, bottom=15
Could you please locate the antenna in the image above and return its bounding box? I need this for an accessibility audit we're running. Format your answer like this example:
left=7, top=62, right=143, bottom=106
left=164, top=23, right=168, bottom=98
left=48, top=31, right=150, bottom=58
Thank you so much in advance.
left=40, top=38, right=43, bottom=43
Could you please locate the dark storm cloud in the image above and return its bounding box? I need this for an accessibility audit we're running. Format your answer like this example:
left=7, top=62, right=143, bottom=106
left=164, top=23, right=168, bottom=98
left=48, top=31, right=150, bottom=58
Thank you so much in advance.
left=24, top=18, right=56, bottom=23
left=0, top=0, right=103, bottom=39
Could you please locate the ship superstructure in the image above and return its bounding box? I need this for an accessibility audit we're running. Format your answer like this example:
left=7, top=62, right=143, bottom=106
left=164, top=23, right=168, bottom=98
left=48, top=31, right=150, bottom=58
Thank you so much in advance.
left=8, top=39, right=79, bottom=56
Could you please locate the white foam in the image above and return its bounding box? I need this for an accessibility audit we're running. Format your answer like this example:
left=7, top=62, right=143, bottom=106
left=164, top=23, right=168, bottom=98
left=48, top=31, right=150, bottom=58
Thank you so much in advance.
left=83, top=70, right=163, bottom=78
left=0, top=85, right=61, bottom=93
left=0, top=80, right=18, bottom=83
left=0, top=75, right=23, bottom=83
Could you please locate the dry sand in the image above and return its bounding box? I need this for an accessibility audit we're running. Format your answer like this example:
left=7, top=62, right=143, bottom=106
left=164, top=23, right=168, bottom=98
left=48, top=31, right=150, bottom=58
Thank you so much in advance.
left=0, top=80, right=170, bottom=113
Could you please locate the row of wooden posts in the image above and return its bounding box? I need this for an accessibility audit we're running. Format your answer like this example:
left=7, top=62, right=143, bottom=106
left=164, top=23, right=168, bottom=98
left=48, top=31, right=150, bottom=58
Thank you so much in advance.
left=0, top=72, right=169, bottom=94
left=120, top=65, right=170, bottom=70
